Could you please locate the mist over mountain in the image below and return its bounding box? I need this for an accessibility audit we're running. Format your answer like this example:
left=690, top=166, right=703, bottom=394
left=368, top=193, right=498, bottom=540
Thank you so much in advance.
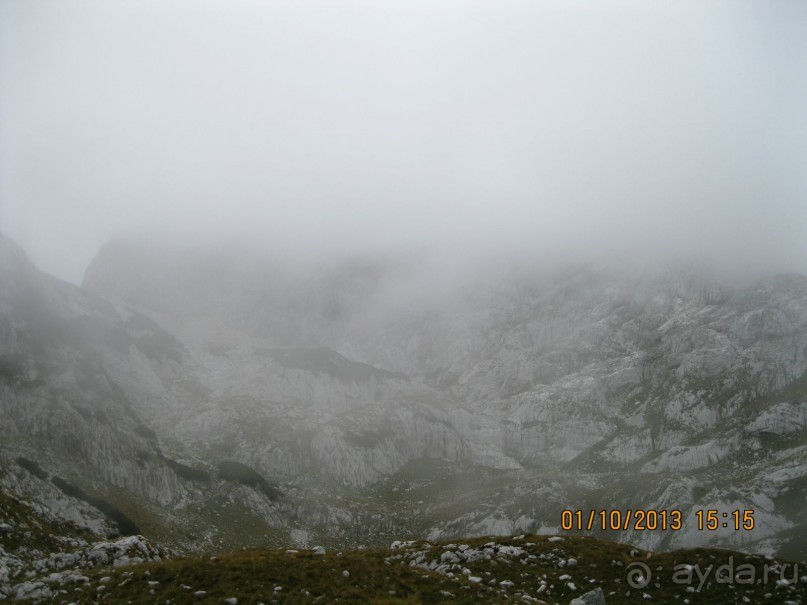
left=2, top=2, right=807, bottom=602
left=3, top=1, right=807, bottom=285
left=2, top=231, right=805, bottom=573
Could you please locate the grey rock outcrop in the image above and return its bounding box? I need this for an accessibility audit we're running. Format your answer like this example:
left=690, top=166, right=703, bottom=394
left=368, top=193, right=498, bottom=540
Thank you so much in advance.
left=570, top=587, right=606, bottom=605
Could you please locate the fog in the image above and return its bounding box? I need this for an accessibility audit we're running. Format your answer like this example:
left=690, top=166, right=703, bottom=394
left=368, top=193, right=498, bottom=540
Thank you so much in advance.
left=2, top=0, right=806, bottom=284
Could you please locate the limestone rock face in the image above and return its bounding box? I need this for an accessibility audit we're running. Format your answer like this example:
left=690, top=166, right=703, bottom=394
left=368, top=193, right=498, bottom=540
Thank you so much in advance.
left=1, top=236, right=193, bottom=507
left=3, top=234, right=807, bottom=557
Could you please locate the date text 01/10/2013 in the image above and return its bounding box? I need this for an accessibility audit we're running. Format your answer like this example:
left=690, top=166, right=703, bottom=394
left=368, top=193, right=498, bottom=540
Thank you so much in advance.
left=560, top=509, right=755, bottom=532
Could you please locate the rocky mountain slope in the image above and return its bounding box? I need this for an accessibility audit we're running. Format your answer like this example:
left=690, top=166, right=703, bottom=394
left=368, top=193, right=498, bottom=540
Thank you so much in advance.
left=2, top=480, right=805, bottom=604
left=2, top=233, right=806, bottom=560
left=4, top=514, right=805, bottom=605
left=0, top=235, right=300, bottom=553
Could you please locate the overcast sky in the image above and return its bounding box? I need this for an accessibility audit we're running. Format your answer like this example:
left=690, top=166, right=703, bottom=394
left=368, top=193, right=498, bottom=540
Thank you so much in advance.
left=1, top=0, right=806, bottom=284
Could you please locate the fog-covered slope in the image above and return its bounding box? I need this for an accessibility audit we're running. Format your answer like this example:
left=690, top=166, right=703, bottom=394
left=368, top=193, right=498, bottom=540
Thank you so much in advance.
left=0, top=235, right=519, bottom=552
left=0, top=235, right=297, bottom=553
left=82, top=238, right=807, bottom=558
left=3, top=234, right=806, bottom=559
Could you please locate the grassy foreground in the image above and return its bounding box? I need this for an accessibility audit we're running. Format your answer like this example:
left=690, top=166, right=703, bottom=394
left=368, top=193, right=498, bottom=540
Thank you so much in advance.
left=31, top=534, right=807, bottom=605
